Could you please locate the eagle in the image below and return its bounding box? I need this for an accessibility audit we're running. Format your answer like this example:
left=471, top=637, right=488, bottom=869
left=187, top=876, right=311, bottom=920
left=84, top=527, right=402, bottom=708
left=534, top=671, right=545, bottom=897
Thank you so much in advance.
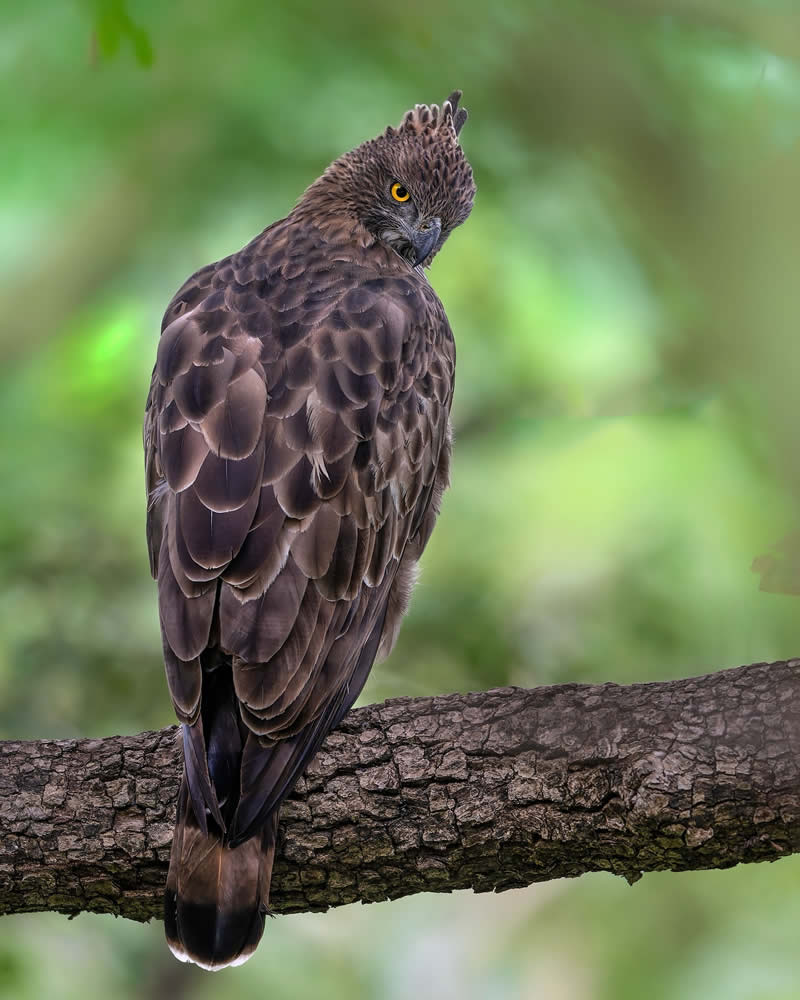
left=143, top=91, right=475, bottom=970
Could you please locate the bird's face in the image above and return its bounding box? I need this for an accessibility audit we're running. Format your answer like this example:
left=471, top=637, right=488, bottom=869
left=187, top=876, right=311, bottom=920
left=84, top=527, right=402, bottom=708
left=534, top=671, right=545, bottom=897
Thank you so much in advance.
left=367, top=178, right=443, bottom=268
left=359, top=112, right=475, bottom=268
left=303, top=92, right=475, bottom=269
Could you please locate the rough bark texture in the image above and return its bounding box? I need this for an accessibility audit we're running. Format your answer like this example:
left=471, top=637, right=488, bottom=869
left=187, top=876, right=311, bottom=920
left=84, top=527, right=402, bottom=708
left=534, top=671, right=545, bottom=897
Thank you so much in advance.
left=2, top=659, right=799, bottom=923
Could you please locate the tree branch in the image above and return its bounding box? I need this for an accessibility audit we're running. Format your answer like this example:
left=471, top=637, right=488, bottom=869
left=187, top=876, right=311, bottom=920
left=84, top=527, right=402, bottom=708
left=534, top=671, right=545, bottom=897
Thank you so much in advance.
left=2, top=659, right=799, bottom=923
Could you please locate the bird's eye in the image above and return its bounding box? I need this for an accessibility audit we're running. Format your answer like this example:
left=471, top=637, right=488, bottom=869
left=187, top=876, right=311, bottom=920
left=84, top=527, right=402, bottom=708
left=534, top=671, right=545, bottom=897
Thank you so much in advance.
left=390, top=182, right=411, bottom=203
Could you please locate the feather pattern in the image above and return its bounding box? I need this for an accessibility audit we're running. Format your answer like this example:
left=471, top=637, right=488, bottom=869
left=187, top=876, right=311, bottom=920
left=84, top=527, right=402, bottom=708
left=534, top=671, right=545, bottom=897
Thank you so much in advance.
left=146, top=90, right=473, bottom=971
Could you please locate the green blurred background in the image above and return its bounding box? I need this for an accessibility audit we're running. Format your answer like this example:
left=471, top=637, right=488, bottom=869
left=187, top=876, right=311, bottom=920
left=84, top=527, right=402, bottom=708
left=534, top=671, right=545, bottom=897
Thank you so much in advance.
left=3, top=0, right=800, bottom=996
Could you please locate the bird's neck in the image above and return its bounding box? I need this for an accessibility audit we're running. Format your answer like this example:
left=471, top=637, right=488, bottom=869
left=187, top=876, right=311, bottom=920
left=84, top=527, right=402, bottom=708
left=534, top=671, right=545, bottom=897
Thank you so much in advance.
left=290, top=203, right=370, bottom=249
left=287, top=204, right=407, bottom=277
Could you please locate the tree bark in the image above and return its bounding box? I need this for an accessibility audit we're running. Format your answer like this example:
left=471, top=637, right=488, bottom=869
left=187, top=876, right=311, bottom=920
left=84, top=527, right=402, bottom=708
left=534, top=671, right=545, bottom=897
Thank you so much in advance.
left=2, top=659, right=799, bottom=923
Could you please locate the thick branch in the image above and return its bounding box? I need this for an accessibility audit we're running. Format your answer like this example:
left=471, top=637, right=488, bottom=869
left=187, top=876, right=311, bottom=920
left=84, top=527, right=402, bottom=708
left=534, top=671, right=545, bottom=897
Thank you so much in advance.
left=2, top=659, right=799, bottom=922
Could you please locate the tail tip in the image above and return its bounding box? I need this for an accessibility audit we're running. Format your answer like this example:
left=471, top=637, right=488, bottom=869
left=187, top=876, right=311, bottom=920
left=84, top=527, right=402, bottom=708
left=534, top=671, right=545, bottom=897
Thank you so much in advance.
left=164, top=888, right=265, bottom=971
left=166, top=938, right=260, bottom=972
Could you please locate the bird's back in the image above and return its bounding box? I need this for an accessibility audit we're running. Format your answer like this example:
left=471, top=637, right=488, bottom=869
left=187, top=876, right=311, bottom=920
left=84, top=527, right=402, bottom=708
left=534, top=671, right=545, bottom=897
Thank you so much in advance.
left=145, top=90, right=472, bottom=971
left=146, top=212, right=454, bottom=969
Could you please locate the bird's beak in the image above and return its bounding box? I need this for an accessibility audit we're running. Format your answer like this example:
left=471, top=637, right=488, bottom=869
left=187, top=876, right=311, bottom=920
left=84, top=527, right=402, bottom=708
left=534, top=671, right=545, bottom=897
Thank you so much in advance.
left=409, top=217, right=442, bottom=267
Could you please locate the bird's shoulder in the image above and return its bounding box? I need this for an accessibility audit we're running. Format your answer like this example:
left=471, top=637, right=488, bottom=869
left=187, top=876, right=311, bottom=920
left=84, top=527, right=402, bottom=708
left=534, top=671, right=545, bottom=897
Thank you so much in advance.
left=150, top=217, right=454, bottom=416
left=171, top=217, right=446, bottom=326
left=144, top=218, right=455, bottom=580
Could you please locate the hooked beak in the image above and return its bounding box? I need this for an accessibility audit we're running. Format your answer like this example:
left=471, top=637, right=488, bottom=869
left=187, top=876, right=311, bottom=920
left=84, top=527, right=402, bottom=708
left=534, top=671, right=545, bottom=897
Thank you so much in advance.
left=407, top=217, right=442, bottom=267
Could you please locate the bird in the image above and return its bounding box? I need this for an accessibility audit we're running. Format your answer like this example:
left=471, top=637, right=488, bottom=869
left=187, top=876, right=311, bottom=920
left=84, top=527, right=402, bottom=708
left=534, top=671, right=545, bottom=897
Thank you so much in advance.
left=143, top=90, right=475, bottom=971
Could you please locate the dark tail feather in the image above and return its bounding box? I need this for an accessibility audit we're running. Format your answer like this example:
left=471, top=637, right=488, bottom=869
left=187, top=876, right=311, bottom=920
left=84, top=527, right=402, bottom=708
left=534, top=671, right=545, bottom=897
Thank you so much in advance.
left=165, top=778, right=278, bottom=971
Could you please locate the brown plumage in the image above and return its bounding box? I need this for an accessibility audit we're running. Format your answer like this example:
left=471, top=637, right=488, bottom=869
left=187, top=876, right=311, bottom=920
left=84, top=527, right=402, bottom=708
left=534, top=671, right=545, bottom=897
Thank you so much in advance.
left=144, top=91, right=475, bottom=970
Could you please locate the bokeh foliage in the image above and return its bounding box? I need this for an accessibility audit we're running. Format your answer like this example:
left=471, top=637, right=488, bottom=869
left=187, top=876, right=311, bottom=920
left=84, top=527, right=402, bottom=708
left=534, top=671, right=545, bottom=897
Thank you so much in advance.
left=2, top=1, right=800, bottom=997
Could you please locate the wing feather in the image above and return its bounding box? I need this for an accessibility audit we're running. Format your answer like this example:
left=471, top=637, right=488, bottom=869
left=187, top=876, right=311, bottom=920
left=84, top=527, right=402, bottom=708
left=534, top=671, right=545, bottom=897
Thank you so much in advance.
left=144, top=237, right=455, bottom=850
left=221, top=556, right=308, bottom=663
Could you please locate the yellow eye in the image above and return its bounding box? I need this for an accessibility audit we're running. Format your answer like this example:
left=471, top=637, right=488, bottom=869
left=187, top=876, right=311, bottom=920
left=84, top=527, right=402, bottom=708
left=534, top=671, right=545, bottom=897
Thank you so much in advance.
left=391, top=182, right=411, bottom=203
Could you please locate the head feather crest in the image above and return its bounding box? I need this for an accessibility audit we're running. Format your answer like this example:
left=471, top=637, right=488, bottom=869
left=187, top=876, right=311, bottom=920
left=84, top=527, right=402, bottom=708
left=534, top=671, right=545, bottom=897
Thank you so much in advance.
left=300, top=89, right=475, bottom=255
left=396, top=89, right=469, bottom=142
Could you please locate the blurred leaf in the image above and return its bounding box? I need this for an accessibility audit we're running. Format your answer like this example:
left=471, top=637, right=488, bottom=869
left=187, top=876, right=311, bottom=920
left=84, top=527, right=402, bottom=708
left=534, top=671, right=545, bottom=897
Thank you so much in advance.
left=752, top=531, right=800, bottom=596
left=85, top=0, right=154, bottom=66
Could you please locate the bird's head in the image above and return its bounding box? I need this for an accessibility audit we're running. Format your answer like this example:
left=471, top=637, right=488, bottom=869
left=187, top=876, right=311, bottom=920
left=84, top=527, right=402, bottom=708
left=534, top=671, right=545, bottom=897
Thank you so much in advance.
left=300, top=91, right=476, bottom=268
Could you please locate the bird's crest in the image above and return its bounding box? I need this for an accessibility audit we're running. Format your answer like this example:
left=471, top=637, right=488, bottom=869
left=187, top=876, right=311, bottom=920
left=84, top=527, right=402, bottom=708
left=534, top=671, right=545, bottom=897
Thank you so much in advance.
left=390, top=90, right=469, bottom=143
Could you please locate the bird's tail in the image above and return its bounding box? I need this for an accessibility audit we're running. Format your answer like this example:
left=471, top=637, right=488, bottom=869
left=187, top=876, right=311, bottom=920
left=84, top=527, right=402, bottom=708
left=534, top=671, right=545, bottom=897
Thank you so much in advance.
left=164, top=777, right=278, bottom=971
